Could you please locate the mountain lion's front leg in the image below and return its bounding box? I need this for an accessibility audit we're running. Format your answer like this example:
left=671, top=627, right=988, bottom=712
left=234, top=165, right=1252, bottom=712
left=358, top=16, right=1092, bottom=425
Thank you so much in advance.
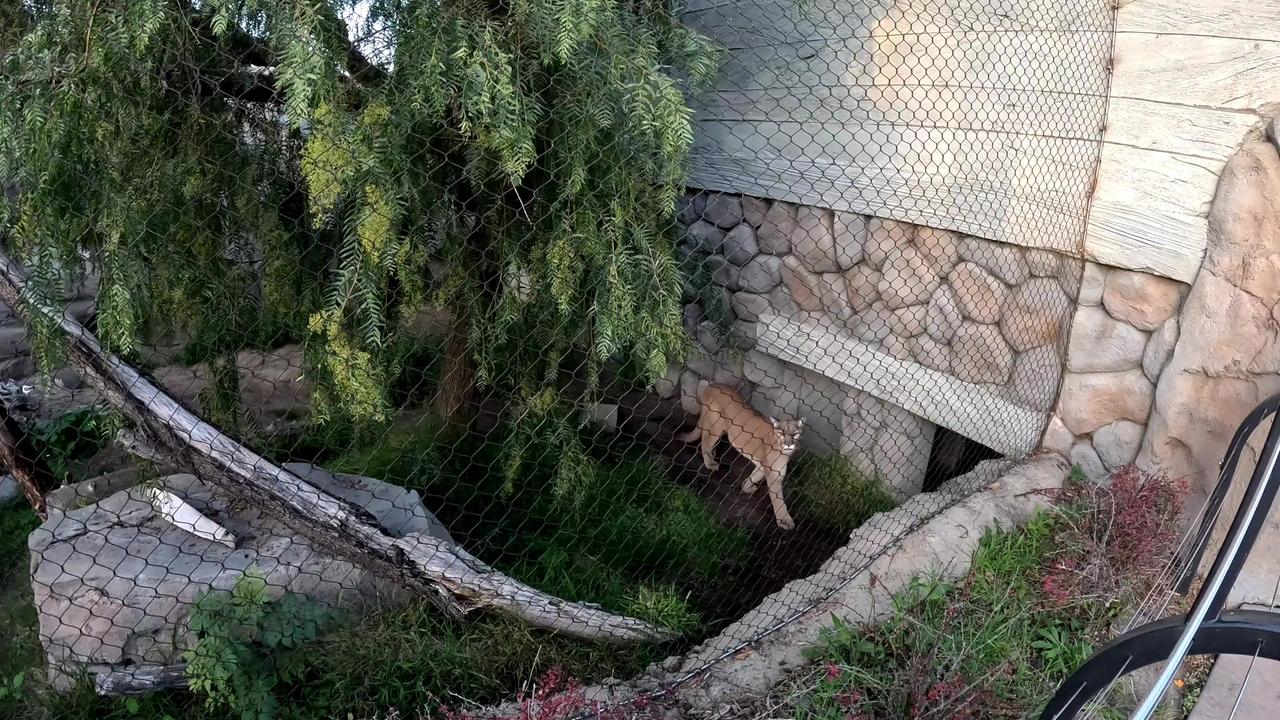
left=765, top=468, right=795, bottom=530
left=742, top=464, right=765, bottom=495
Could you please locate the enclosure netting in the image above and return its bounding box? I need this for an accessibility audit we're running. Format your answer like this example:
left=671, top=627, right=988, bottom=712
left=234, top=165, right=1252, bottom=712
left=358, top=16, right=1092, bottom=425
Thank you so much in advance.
left=0, top=0, right=1113, bottom=718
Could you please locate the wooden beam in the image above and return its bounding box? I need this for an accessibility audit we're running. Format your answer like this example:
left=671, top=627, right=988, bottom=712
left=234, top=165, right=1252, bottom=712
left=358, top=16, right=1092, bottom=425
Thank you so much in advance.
left=1117, top=0, right=1280, bottom=42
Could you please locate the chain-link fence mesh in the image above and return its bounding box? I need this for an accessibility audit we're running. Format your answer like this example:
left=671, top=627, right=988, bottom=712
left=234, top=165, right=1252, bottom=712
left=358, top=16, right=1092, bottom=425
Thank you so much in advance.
left=0, top=0, right=1113, bottom=717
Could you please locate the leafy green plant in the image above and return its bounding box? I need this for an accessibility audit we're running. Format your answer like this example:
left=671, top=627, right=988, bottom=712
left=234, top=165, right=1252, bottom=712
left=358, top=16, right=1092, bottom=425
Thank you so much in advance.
left=1032, top=624, right=1092, bottom=677
left=789, top=453, right=896, bottom=535
left=28, top=407, right=119, bottom=483
left=183, top=571, right=327, bottom=720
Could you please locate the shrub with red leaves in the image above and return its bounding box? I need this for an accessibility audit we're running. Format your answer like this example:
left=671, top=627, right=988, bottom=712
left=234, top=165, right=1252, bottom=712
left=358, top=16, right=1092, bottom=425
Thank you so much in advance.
left=1045, top=466, right=1187, bottom=609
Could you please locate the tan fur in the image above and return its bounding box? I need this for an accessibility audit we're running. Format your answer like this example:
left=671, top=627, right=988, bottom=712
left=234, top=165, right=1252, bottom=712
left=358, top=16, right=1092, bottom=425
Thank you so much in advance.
left=677, top=384, right=802, bottom=530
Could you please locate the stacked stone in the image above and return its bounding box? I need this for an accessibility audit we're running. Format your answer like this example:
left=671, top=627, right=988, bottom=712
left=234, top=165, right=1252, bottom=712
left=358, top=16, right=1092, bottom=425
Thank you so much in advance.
left=671, top=190, right=1077, bottom=417
left=1042, top=262, right=1186, bottom=481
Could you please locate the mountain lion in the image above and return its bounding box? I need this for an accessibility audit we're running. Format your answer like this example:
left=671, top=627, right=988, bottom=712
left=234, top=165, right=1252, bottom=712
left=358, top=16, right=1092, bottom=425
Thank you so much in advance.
left=677, top=384, right=803, bottom=530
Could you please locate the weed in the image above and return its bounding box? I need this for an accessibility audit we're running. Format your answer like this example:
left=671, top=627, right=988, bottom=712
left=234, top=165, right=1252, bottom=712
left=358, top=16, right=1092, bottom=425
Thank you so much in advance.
left=27, top=407, right=118, bottom=483
left=788, top=453, right=896, bottom=535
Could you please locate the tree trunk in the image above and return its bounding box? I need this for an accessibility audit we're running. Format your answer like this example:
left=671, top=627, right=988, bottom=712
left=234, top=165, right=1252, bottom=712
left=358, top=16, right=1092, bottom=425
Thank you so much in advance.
left=433, top=312, right=475, bottom=426
left=0, top=248, right=671, bottom=645
left=0, top=404, right=54, bottom=518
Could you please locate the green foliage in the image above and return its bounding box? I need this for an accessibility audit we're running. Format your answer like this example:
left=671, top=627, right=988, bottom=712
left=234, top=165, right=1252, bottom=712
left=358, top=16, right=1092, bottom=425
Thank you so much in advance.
left=1, top=0, right=719, bottom=440
left=788, top=453, right=896, bottom=535
left=0, top=504, right=41, bottom=715
left=183, top=571, right=327, bottom=720
left=28, top=407, right=118, bottom=483
left=330, top=420, right=748, bottom=627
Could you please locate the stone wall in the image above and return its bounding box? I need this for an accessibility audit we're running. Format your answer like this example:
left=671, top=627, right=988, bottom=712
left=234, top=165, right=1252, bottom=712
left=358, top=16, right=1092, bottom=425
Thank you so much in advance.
left=1041, top=263, right=1187, bottom=481
left=667, top=189, right=1079, bottom=497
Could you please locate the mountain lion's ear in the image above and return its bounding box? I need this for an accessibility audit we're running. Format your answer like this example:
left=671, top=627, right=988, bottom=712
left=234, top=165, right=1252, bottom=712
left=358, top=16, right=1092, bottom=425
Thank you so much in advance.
left=769, top=417, right=779, bottom=427
left=797, top=418, right=805, bottom=427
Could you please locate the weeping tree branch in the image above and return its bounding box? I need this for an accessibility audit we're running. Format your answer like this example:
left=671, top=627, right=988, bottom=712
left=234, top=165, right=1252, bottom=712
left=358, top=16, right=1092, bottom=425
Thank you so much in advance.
left=0, top=247, right=672, bottom=645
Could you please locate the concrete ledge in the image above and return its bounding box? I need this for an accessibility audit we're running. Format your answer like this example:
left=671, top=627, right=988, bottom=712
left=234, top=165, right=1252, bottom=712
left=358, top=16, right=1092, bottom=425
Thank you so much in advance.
left=755, top=310, right=1047, bottom=455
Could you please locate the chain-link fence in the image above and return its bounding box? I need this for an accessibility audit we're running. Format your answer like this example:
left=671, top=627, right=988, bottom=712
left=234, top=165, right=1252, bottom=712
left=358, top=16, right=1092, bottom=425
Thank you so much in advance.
left=0, top=0, right=1113, bottom=718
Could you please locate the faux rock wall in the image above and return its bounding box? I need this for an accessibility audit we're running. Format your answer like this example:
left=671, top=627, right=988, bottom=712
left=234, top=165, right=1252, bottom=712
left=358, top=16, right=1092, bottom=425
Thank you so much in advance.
left=666, top=189, right=1079, bottom=497
left=1042, top=262, right=1188, bottom=481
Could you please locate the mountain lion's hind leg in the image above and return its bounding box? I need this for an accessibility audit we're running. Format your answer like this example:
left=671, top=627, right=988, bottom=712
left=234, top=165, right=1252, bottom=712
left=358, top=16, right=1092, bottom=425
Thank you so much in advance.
left=700, top=424, right=720, bottom=471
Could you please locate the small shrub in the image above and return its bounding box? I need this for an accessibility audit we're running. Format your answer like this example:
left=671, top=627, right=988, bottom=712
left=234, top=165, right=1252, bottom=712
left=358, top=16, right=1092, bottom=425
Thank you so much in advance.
left=184, top=571, right=327, bottom=720
left=28, top=407, right=118, bottom=483
left=789, top=453, right=896, bottom=534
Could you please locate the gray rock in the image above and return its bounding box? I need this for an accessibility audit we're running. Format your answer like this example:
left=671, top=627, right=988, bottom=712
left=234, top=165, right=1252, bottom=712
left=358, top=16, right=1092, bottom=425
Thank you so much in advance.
left=736, top=254, right=783, bottom=294
left=999, top=277, right=1072, bottom=352
left=844, top=265, right=881, bottom=312
left=742, top=196, right=770, bottom=227
left=769, top=285, right=798, bottom=316
left=677, top=193, right=705, bottom=226
left=683, top=220, right=724, bottom=255
left=865, top=217, right=914, bottom=269
left=1079, top=262, right=1107, bottom=306
left=708, top=254, right=740, bottom=290
left=30, top=465, right=451, bottom=684
left=879, top=247, right=942, bottom=309
left=0, top=475, right=19, bottom=506
left=1007, top=346, right=1062, bottom=411
left=911, top=335, right=952, bottom=373
left=890, top=305, right=927, bottom=337
left=728, top=320, right=758, bottom=351
left=915, top=227, right=960, bottom=273
left=743, top=351, right=785, bottom=387
left=1070, top=441, right=1108, bottom=483
left=1041, top=415, right=1074, bottom=456
left=851, top=302, right=893, bottom=343
left=1058, top=258, right=1084, bottom=300
left=881, top=334, right=911, bottom=360
left=926, top=285, right=963, bottom=343
left=1066, top=306, right=1148, bottom=373
left=833, top=212, right=867, bottom=270
left=959, top=237, right=1029, bottom=285
left=757, top=202, right=795, bottom=255
left=730, top=292, right=771, bottom=323
left=952, top=322, right=1014, bottom=385
left=723, top=224, right=759, bottom=266
left=696, top=321, right=722, bottom=354
left=1143, top=317, right=1179, bottom=383
left=948, top=262, right=1008, bottom=323
left=654, top=365, right=680, bottom=398
left=1025, top=248, right=1060, bottom=277
left=793, top=206, right=840, bottom=273
left=1092, top=420, right=1145, bottom=470
left=682, top=303, right=703, bottom=334
left=703, top=193, right=744, bottom=229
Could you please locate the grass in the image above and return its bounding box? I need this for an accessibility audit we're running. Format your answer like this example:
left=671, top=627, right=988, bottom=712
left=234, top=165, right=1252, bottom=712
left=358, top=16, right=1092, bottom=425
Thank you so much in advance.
left=796, top=467, right=1187, bottom=720
left=788, top=454, right=896, bottom=535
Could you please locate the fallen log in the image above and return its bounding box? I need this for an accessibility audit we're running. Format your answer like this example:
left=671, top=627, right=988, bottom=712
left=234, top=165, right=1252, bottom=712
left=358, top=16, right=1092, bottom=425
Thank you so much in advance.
left=0, top=249, right=672, bottom=645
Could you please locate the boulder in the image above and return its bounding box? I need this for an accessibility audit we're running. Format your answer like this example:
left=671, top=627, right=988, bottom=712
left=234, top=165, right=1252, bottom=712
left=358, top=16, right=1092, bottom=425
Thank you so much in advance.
left=879, top=246, right=941, bottom=309
left=654, top=365, right=681, bottom=398
left=999, top=277, right=1071, bottom=352
left=851, top=302, right=893, bottom=343
left=703, top=193, right=744, bottom=229
left=890, top=305, right=927, bottom=337
left=742, top=196, right=770, bottom=227
left=865, top=217, right=914, bottom=269
left=1007, top=345, right=1062, bottom=411
left=1093, top=420, right=1145, bottom=471
left=959, top=237, right=1028, bottom=285
left=677, top=193, right=704, bottom=226
left=29, top=464, right=450, bottom=686
left=1058, top=369, right=1153, bottom=434
left=1142, top=317, right=1178, bottom=383
left=844, top=265, right=881, bottom=312
left=833, top=212, right=867, bottom=270
left=1025, top=249, right=1060, bottom=277
left=1070, top=441, right=1108, bottom=482
left=683, top=220, right=724, bottom=255
left=910, top=335, right=952, bottom=373
left=915, top=227, right=960, bottom=272
left=948, top=261, right=1008, bottom=323
left=925, top=285, right=962, bottom=343
left=736, top=254, right=783, bottom=294
left=757, top=202, right=795, bottom=255
left=881, top=334, right=911, bottom=361
left=1041, top=415, right=1074, bottom=456
left=952, top=322, right=1014, bottom=385
left=1079, top=262, right=1107, bottom=306
left=743, top=350, right=785, bottom=387
left=696, top=321, right=722, bottom=354
left=1058, top=258, right=1084, bottom=300
left=730, top=292, right=771, bottom=323
left=783, top=256, right=823, bottom=312
left=707, top=254, right=739, bottom=290
left=680, top=369, right=703, bottom=415
left=793, top=206, right=840, bottom=273
left=722, top=224, right=759, bottom=266
left=1065, top=306, right=1148, bottom=373
left=1101, top=269, right=1184, bottom=331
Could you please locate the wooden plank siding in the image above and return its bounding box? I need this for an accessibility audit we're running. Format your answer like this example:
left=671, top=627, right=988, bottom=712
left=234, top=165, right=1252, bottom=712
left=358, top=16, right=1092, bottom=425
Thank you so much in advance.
left=682, top=0, right=1114, bottom=255
left=1084, top=2, right=1280, bottom=282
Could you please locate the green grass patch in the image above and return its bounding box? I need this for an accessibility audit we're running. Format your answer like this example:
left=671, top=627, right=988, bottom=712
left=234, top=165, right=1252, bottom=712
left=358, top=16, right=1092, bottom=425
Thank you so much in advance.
left=789, top=453, right=896, bottom=535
